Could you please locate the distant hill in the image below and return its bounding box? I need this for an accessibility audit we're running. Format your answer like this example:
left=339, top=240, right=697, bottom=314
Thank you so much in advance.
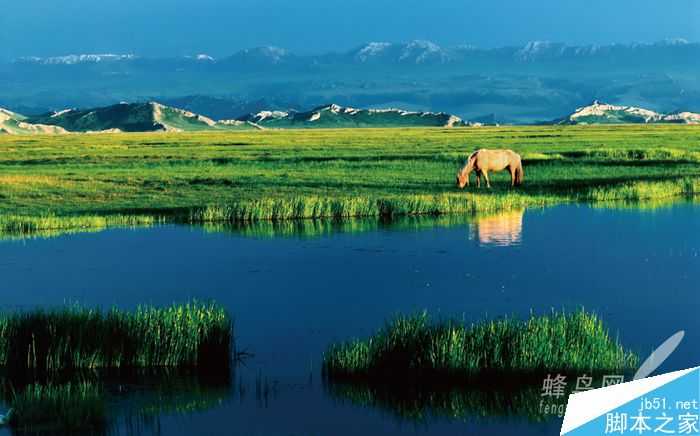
left=237, top=104, right=467, bottom=128
left=26, top=102, right=255, bottom=133
left=13, top=39, right=698, bottom=69
left=3, top=100, right=698, bottom=134
left=0, top=102, right=469, bottom=134
left=4, top=39, right=700, bottom=124
left=556, top=101, right=700, bottom=125
left=0, top=108, right=68, bottom=134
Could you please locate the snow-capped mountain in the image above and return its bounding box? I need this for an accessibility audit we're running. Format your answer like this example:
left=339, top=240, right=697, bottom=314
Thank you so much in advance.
left=350, top=40, right=452, bottom=64
left=516, top=41, right=569, bottom=62
left=220, top=46, right=292, bottom=67
left=10, top=39, right=700, bottom=70
left=353, top=42, right=393, bottom=63
left=191, top=54, right=216, bottom=62
left=557, top=101, right=700, bottom=124
left=0, top=101, right=469, bottom=134
left=15, top=54, right=137, bottom=65
left=237, top=103, right=466, bottom=127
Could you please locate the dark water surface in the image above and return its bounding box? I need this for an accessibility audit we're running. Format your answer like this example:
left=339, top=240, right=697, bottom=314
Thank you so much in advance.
left=0, top=204, right=699, bottom=435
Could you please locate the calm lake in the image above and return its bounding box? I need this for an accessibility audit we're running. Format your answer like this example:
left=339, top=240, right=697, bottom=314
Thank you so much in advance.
left=0, top=203, right=698, bottom=435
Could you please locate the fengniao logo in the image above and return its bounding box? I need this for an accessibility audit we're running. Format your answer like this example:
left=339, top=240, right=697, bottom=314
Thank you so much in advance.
left=561, top=331, right=699, bottom=435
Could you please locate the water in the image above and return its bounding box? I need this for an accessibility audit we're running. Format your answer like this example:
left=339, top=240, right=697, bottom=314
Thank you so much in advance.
left=0, top=204, right=699, bottom=435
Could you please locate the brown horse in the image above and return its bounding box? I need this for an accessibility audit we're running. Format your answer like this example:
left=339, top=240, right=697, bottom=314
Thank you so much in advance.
left=456, top=149, right=524, bottom=188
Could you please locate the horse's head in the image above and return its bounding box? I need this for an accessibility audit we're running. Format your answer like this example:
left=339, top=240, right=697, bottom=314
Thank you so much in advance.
left=456, top=171, right=469, bottom=189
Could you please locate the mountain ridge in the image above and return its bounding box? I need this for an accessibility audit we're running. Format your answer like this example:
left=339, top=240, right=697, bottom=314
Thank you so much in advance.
left=5, top=39, right=699, bottom=125
left=2, top=100, right=699, bottom=135
left=0, top=102, right=470, bottom=134
left=236, top=103, right=467, bottom=128
left=556, top=101, right=700, bottom=125
left=11, top=39, right=699, bottom=67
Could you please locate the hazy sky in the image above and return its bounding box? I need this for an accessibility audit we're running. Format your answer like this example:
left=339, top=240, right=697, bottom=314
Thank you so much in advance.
left=1, top=0, right=698, bottom=59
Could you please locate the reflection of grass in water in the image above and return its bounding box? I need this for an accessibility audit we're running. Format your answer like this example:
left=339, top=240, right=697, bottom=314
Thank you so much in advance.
left=0, top=227, right=105, bottom=243
left=201, top=214, right=478, bottom=239
left=7, top=382, right=106, bottom=432
left=111, top=369, right=233, bottom=417
left=0, top=369, right=233, bottom=434
left=1, top=191, right=696, bottom=243
left=1, top=187, right=697, bottom=240
left=326, top=380, right=551, bottom=423
left=0, top=301, right=232, bottom=373
left=323, top=310, right=638, bottom=381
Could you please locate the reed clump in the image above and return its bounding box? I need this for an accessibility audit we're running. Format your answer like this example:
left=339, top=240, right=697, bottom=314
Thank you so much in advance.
left=0, top=213, right=157, bottom=236
left=0, top=301, right=233, bottom=373
left=187, top=192, right=556, bottom=224
left=323, top=310, right=638, bottom=381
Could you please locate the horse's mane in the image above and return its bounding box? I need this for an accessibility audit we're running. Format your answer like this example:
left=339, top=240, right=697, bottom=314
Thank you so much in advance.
left=459, top=151, right=478, bottom=174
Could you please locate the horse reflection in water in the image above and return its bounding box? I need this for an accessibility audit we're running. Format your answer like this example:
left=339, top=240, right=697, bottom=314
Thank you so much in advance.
left=470, top=209, right=524, bottom=247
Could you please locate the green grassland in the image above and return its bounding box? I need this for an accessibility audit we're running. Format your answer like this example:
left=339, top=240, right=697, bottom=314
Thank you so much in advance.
left=0, top=125, right=699, bottom=235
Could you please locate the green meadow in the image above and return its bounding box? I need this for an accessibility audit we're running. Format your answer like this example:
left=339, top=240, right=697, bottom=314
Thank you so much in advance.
left=0, top=125, right=699, bottom=234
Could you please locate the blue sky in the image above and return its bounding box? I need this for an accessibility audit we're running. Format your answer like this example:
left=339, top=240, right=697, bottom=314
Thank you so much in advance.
left=1, top=0, right=698, bottom=59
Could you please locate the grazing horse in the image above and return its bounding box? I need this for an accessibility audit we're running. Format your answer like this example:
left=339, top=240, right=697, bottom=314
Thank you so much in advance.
left=456, top=149, right=524, bottom=188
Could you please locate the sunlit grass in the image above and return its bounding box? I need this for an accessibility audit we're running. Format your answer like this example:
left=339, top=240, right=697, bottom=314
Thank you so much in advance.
left=0, top=301, right=233, bottom=373
left=0, top=125, right=699, bottom=236
left=323, top=310, right=638, bottom=381
left=0, top=213, right=159, bottom=236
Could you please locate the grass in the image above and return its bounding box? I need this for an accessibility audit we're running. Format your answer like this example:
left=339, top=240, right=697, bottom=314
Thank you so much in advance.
left=0, top=213, right=158, bottom=235
left=201, top=213, right=480, bottom=239
left=0, top=301, right=233, bottom=374
left=0, top=125, right=700, bottom=236
left=7, top=381, right=105, bottom=431
left=322, top=310, right=638, bottom=382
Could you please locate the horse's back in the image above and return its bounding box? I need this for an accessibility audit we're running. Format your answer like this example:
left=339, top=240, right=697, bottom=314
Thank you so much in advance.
left=473, top=148, right=518, bottom=169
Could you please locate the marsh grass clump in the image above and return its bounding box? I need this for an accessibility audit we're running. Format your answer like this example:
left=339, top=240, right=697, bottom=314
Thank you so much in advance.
left=323, top=310, right=638, bottom=382
left=7, top=382, right=106, bottom=431
left=0, top=301, right=232, bottom=373
left=585, top=178, right=700, bottom=202
left=0, top=213, right=157, bottom=236
left=187, top=192, right=556, bottom=224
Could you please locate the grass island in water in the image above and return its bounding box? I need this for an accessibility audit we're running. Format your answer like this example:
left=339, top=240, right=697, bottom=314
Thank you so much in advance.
left=0, top=301, right=233, bottom=373
left=323, top=310, right=638, bottom=382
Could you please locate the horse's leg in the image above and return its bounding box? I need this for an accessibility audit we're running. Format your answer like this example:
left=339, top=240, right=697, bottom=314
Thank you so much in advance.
left=476, top=171, right=481, bottom=188
left=483, top=171, right=491, bottom=188
left=509, top=166, right=516, bottom=187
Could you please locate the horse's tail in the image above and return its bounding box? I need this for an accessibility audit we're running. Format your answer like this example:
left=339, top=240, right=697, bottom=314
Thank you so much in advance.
left=514, top=159, right=524, bottom=186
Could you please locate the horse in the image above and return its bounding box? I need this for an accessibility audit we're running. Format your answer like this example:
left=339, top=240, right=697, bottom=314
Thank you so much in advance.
left=456, top=149, right=524, bottom=188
